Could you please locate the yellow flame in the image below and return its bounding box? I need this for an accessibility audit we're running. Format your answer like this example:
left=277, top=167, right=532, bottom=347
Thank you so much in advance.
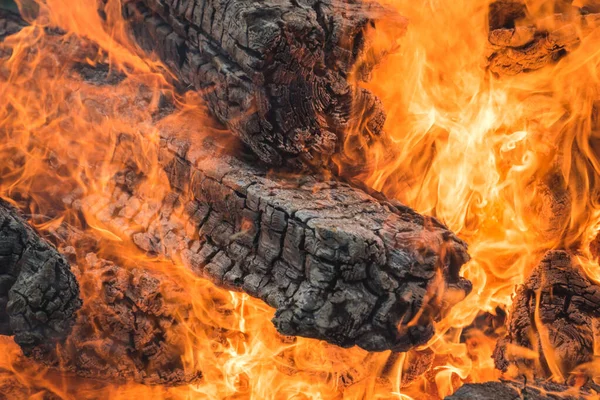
left=4, top=0, right=600, bottom=398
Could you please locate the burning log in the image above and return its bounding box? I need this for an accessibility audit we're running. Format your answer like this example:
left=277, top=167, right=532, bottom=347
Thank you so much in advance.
left=0, top=7, right=24, bottom=41
left=0, top=197, right=195, bottom=384
left=0, top=8, right=471, bottom=356
left=493, top=250, right=600, bottom=381
left=31, top=250, right=200, bottom=385
left=487, top=0, right=600, bottom=75
left=445, top=380, right=591, bottom=400
left=121, top=0, right=406, bottom=168
left=81, top=113, right=473, bottom=353
left=0, top=199, right=81, bottom=355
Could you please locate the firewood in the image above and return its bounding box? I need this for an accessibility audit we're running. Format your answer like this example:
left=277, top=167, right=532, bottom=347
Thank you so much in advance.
left=0, top=199, right=81, bottom=354
left=121, top=0, right=406, bottom=168
left=445, top=380, right=590, bottom=400
left=493, top=250, right=600, bottom=380
left=0, top=208, right=202, bottom=384
left=80, top=110, right=473, bottom=352
left=30, top=249, right=200, bottom=385
left=487, top=0, right=600, bottom=75
left=0, top=9, right=471, bottom=354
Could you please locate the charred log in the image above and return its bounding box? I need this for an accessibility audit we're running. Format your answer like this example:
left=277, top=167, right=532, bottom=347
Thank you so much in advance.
left=80, top=113, right=472, bottom=353
left=445, top=380, right=590, bottom=400
left=487, top=1, right=600, bottom=75
left=30, top=249, right=200, bottom=385
left=121, top=0, right=406, bottom=168
left=0, top=13, right=470, bottom=356
left=0, top=199, right=81, bottom=354
left=493, top=250, right=600, bottom=380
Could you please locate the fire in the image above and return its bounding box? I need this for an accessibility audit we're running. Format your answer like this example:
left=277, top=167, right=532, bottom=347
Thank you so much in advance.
left=3, top=0, right=600, bottom=398
left=353, top=0, right=600, bottom=393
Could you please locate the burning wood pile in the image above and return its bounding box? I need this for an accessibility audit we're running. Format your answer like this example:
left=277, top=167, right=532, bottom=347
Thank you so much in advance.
left=3, top=0, right=600, bottom=398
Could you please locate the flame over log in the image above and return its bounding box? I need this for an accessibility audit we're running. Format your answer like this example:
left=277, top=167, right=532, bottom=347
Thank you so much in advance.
left=32, top=237, right=201, bottom=384
left=120, top=0, right=406, bottom=168
left=82, top=119, right=472, bottom=352
left=494, top=250, right=600, bottom=383
left=0, top=8, right=467, bottom=389
left=10, top=0, right=600, bottom=396
left=487, top=0, right=600, bottom=75
left=0, top=193, right=197, bottom=384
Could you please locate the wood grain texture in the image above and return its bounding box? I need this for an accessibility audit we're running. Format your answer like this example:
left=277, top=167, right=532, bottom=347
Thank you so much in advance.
left=487, top=0, right=600, bottom=75
left=493, top=250, right=600, bottom=380
left=0, top=199, right=81, bottom=354
left=81, top=114, right=472, bottom=352
left=121, top=0, right=406, bottom=168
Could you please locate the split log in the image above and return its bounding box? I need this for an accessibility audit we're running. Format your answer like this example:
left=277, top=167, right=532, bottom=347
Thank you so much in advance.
left=487, top=1, right=600, bottom=75
left=80, top=112, right=473, bottom=353
left=121, top=0, right=406, bottom=168
left=445, top=380, right=590, bottom=400
left=0, top=11, right=471, bottom=356
left=493, top=250, right=600, bottom=380
left=0, top=199, right=81, bottom=354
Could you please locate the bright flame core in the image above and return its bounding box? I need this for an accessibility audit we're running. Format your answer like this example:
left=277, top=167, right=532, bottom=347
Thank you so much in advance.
left=2, top=0, right=600, bottom=398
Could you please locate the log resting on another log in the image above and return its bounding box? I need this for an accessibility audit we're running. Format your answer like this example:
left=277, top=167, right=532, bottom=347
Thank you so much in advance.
left=121, top=0, right=406, bottom=168
left=0, top=9, right=470, bottom=356
left=0, top=199, right=81, bottom=354
left=80, top=113, right=472, bottom=353
left=487, top=0, right=600, bottom=75
left=493, top=250, right=600, bottom=380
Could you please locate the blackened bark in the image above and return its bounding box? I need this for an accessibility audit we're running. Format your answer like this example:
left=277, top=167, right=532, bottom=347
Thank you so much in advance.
left=487, top=1, right=600, bottom=75
left=0, top=199, right=81, bottom=354
left=30, top=249, right=200, bottom=385
left=493, top=250, right=600, bottom=380
left=0, top=14, right=471, bottom=356
left=121, top=0, right=406, bottom=168
left=82, top=118, right=472, bottom=353
left=445, top=380, right=589, bottom=400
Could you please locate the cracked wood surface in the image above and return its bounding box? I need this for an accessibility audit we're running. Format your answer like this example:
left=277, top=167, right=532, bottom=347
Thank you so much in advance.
left=493, top=250, right=600, bottom=380
left=0, top=10, right=471, bottom=367
left=80, top=110, right=472, bottom=352
left=487, top=0, right=600, bottom=75
left=0, top=199, right=81, bottom=355
left=31, top=249, right=200, bottom=385
left=121, top=0, right=406, bottom=168
left=445, top=380, right=588, bottom=400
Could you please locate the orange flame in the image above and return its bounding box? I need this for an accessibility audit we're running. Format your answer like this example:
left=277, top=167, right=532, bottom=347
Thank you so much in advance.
left=5, top=0, right=600, bottom=398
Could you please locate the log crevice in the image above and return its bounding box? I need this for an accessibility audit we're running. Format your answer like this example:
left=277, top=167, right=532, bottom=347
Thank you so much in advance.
left=81, top=114, right=472, bottom=352
left=121, top=0, right=405, bottom=168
